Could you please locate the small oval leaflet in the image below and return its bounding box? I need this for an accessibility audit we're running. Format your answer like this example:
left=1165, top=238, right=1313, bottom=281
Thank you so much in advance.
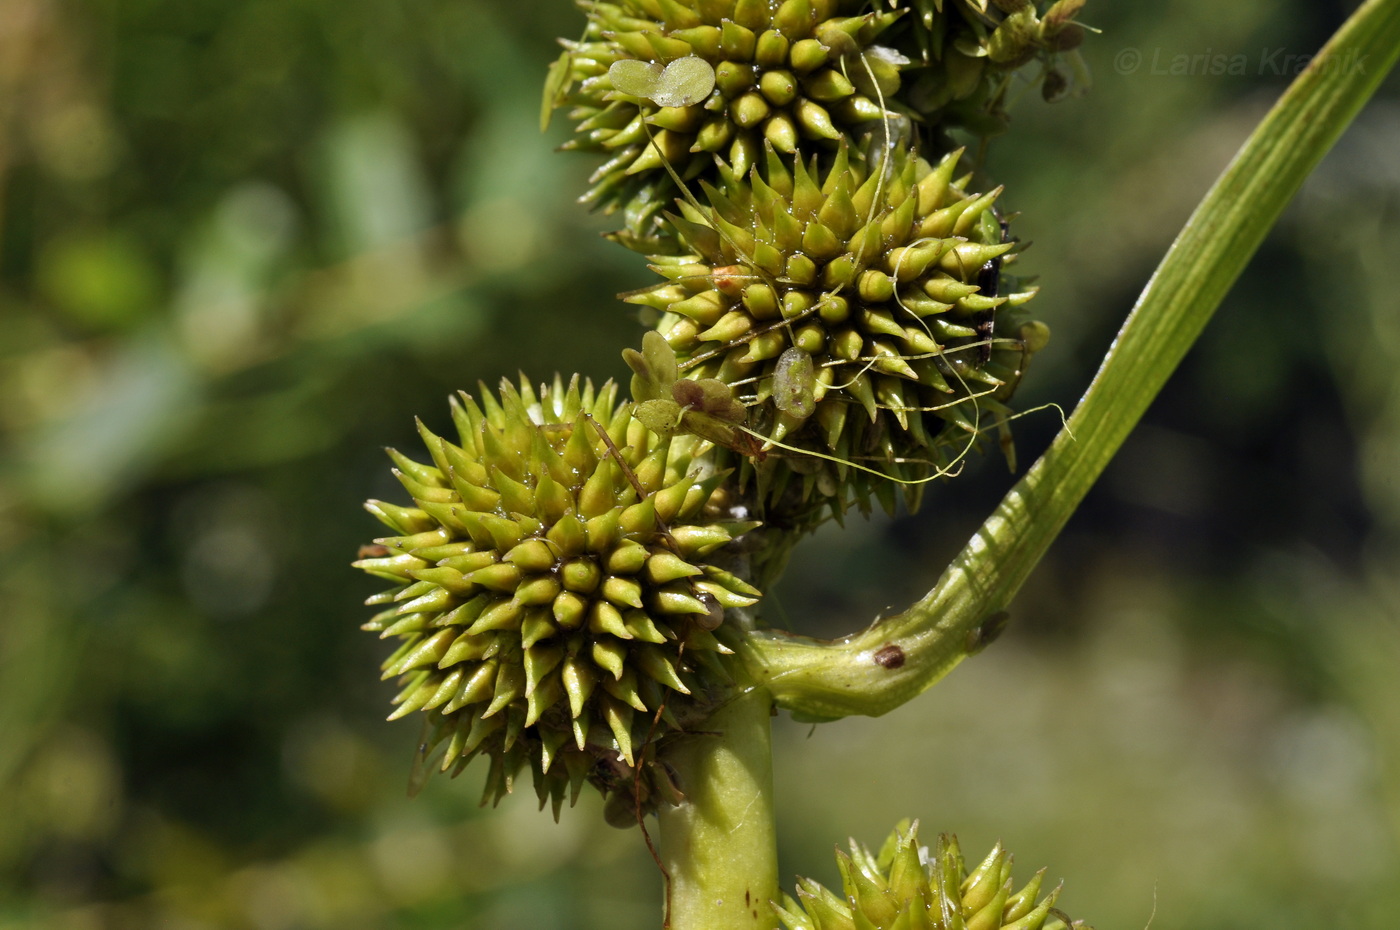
left=623, top=330, right=679, bottom=403
left=672, top=377, right=745, bottom=423
left=608, top=60, right=664, bottom=98
left=773, top=348, right=816, bottom=419
left=652, top=57, right=716, bottom=107
left=671, top=379, right=705, bottom=410
left=634, top=398, right=684, bottom=437
left=608, top=57, right=716, bottom=108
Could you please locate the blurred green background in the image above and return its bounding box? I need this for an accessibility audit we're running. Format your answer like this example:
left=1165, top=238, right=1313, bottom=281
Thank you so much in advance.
left=2, top=0, right=1399, bottom=927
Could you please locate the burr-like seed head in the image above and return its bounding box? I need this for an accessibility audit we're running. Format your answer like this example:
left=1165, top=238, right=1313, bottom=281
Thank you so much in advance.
left=355, top=376, right=761, bottom=815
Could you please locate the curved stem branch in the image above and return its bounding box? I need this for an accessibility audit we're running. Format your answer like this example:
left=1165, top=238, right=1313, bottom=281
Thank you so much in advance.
left=742, top=0, right=1400, bottom=719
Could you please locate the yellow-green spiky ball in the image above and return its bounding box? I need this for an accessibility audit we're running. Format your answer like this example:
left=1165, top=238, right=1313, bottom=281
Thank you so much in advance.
left=548, top=0, right=904, bottom=250
left=355, top=376, right=761, bottom=816
left=627, top=144, right=1046, bottom=522
left=884, top=0, right=1091, bottom=138
left=773, top=821, right=1093, bottom=930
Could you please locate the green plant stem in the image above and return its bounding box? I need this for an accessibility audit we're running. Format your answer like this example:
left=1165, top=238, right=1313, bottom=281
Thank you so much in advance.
left=740, top=0, right=1400, bottom=720
left=655, top=679, right=779, bottom=930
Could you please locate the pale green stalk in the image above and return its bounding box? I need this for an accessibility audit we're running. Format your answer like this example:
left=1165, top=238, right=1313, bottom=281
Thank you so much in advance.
left=656, top=677, right=778, bottom=930
left=738, top=0, right=1400, bottom=719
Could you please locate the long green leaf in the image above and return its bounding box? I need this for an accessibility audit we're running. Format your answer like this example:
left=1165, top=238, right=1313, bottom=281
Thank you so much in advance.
left=745, top=0, right=1400, bottom=718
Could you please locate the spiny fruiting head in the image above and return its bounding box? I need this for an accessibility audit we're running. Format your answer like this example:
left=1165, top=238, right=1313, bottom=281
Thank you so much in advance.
left=884, top=0, right=1091, bottom=138
left=625, top=143, right=1046, bottom=522
left=547, top=0, right=904, bottom=250
left=354, top=376, right=760, bottom=816
left=773, top=821, right=1093, bottom=930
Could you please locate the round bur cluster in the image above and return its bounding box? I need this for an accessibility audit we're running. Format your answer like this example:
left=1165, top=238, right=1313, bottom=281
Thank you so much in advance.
left=774, top=821, right=1093, bottom=930
left=355, top=377, right=761, bottom=815
left=548, top=0, right=904, bottom=249
left=626, top=143, right=1045, bottom=519
left=887, top=0, right=1091, bottom=138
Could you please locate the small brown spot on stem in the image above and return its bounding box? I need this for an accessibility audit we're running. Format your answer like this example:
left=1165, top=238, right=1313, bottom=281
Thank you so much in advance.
left=873, top=644, right=905, bottom=669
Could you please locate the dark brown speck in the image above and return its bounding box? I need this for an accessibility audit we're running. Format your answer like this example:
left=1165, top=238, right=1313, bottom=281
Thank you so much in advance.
left=873, top=644, right=905, bottom=669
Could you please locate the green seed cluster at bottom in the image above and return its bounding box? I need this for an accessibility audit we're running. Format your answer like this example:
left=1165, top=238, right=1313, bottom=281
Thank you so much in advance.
left=774, top=821, right=1092, bottom=930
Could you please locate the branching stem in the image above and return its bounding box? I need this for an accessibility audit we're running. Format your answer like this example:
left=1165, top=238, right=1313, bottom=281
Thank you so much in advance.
left=740, top=0, right=1400, bottom=720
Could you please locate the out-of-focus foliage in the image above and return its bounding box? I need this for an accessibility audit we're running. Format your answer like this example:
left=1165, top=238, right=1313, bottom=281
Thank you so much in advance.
left=0, top=0, right=1397, bottom=928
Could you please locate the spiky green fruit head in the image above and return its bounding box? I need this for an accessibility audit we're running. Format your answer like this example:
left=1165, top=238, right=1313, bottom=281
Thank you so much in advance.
left=626, top=143, right=1044, bottom=522
left=546, top=0, right=903, bottom=250
left=773, top=821, right=1093, bottom=930
left=354, top=376, right=761, bottom=817
left=884, top=0, right=1091, bottom=137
